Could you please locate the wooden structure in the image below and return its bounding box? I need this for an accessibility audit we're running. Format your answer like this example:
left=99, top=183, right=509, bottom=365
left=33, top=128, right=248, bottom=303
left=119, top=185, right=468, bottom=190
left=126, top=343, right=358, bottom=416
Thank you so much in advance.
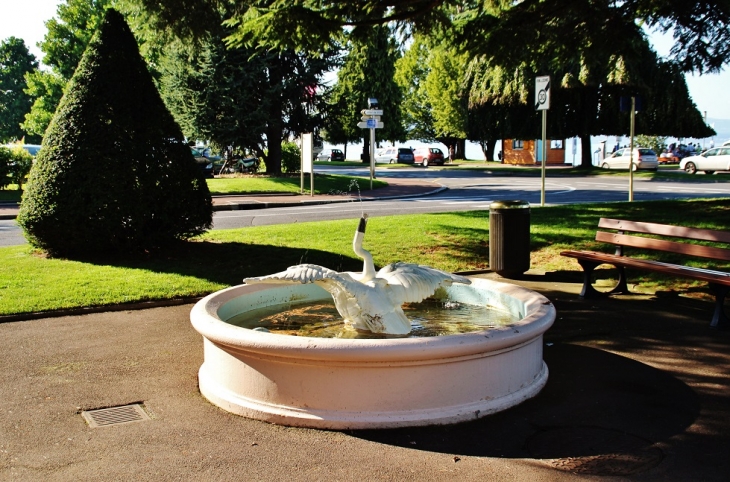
left=503, top=139, right=566, bottom=165
left=561, top=218, right=730, bottom=328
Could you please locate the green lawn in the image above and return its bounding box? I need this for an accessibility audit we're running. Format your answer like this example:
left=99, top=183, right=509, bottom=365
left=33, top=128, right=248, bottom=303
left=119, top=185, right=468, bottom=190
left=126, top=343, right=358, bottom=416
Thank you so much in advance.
left=208, top=173, right=387, bottom=194
left=2, top=198, right=730, bottom=317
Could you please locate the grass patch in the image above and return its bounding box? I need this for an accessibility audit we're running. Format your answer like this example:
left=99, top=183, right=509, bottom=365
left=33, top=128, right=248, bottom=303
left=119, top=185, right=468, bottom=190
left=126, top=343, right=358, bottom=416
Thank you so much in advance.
left=207, top=174, right=386, bottom=195
left=2, top=198, right=730, bottom=316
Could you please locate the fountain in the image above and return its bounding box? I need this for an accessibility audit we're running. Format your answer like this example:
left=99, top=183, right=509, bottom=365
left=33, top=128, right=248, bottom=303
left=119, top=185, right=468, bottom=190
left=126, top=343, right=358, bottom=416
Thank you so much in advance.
left=190, top=216, right=555, bottom=429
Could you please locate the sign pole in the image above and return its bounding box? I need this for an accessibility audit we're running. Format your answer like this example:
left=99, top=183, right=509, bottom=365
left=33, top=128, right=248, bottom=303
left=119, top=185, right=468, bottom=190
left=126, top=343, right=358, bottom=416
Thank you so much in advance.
left=629, top=96, right=635, bottom=202
left=541, top=109, right=547, bottom=206
left=535, top=75, right=550, bottom=207
left=369, top=127, right=375, bottom=190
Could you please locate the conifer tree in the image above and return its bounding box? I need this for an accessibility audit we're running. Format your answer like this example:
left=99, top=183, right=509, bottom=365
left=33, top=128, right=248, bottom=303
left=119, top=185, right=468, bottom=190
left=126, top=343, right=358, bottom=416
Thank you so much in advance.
left=18, top=9, right=212, bottom=256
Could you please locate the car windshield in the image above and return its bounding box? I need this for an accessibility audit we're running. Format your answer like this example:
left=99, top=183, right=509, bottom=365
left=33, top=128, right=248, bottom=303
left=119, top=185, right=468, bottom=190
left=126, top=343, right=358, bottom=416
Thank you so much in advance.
left=331, top=149, right=342, bottom=154
left=638, top=149, right=655, bottom=156
left=430, top=148, right=442, bottom=154
left=398, top=148, right=412, bottom=154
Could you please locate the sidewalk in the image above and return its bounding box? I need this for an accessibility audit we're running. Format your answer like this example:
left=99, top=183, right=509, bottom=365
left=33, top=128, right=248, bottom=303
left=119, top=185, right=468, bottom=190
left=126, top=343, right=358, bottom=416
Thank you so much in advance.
left=0, top=178, right=445, bottom=220
left=2, top=271, right=729, bottom=481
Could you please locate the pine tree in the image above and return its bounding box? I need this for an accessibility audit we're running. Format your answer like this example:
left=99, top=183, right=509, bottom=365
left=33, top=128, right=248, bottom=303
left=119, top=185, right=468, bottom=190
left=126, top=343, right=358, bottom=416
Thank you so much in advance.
left=17, top=9, right=212, bottom=257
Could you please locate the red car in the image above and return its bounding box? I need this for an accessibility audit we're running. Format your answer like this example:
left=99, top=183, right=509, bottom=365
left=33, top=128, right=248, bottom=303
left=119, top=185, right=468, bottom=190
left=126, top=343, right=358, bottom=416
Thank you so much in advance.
left=412, top=147, right=445, bottom=167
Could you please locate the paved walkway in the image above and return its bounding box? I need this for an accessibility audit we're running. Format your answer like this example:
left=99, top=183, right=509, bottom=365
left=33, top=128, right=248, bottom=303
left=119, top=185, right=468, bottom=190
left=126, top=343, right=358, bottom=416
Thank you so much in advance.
left=0, top=177, right=444, bottom=220
left=2, top=271, right=730, bottom=481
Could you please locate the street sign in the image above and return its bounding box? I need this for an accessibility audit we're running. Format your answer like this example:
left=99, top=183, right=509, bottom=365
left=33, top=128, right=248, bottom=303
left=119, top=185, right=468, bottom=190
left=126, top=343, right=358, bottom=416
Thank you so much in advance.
left=362, top=109, right=384, bottom=116
left=361, top=115, right=381, bottom=121
left=535, top=76, right=550, bottom=110
left=357, top=121, right=384, bottom=129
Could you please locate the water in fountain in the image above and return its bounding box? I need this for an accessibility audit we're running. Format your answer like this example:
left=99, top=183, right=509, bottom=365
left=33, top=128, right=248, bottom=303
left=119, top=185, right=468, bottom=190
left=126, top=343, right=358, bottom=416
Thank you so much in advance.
left=226, top=298, right=518, bottom=339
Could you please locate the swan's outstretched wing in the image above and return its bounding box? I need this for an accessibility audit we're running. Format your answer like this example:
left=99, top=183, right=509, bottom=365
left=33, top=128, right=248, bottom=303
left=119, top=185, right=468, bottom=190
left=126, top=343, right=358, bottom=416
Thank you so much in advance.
left=245, top=264, right=369, bottom=328
left=244, top=264, right=340, bottom=284
left=375, top=262, right=471, bottom=305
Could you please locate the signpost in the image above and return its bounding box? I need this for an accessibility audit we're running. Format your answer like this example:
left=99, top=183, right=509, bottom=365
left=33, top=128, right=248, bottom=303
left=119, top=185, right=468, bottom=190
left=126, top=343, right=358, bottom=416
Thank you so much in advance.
left=359, top=105, right=384, bottom=190
left=621, top=96, right=641, bottom=201
left=535, top=76, right=550, bottom=206
left=300, top=133, right=314, bottom=196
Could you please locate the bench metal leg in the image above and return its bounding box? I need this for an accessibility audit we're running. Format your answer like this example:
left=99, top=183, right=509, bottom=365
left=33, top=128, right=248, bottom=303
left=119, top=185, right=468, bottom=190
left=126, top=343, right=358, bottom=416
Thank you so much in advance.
left=607, top=266, right=630, bottom=295
left=709, top=283, right=729, bottom=330
left=576, top=260, right=630, bottom=298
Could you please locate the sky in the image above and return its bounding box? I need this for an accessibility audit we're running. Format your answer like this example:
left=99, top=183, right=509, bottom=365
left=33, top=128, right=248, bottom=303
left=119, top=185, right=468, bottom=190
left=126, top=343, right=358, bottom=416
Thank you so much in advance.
left=1, top=0, right=729, bottom=126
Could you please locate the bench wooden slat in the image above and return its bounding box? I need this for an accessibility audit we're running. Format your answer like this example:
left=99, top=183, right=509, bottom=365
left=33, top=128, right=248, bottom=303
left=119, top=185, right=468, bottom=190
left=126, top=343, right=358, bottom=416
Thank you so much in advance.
left=560, top=250, right=730, bottom=286
left=599, top=218, right=730, bottom=242
left=595, top=231, right=730, bottom=261
left=598, top=218, right=730, bottom=244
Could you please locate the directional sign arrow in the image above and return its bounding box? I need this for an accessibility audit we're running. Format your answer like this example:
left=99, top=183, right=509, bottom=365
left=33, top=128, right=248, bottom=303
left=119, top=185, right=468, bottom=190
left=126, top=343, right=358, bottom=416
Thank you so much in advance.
left=361, top=115, right=381, bottom=121
left=362, top=109, right=384, bottom=116
left=357, top=121, right=384, bottom=129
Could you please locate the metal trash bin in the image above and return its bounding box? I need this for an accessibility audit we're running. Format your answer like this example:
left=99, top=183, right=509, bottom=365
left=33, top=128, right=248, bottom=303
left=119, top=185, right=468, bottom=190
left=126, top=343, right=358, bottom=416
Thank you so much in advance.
left=489, top=200, right=530, bottom=277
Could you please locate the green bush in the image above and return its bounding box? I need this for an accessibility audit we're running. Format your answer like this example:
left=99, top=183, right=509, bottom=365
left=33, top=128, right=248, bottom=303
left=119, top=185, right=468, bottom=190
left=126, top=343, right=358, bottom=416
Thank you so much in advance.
left=8, top=146, right=32, bottom=189
left=17, top=10, right=212, bottom=257
left=0, top=146, right=32, bottom=190
left=281, top=141, right=301, bottom=173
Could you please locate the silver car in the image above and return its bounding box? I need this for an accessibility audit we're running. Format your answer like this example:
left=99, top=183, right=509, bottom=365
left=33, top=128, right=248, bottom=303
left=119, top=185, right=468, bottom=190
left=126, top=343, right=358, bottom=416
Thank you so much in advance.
left=601, top=148, right=658, bottom=171
left=680, top=147, right=730, bottom=174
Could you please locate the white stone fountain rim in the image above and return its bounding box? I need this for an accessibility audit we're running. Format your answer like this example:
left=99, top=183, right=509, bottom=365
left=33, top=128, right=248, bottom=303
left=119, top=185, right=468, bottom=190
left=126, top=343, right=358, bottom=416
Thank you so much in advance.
left=190, top=277, right=555, bottom=363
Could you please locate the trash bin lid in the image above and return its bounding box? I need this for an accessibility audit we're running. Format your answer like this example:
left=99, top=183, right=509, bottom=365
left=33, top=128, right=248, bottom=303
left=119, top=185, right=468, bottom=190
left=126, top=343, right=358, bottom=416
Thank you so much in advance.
left=489, top=200, right=530, bottom=210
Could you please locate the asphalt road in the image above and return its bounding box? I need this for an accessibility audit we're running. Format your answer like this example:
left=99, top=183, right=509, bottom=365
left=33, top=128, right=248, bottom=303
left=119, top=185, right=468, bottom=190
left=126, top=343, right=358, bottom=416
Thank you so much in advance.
left=3, top=169, right=730, bottom=246
left=212, top=168, right=730, bottom=229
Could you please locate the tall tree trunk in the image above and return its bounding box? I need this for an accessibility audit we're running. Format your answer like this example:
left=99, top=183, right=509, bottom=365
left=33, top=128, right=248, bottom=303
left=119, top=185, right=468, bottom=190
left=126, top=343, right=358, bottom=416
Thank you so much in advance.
left=456, top=138, right=467, bottom=160
left=580, top=133, right=593, bottom=168
left=266, top=56, right=284, bottom=175
left=486, top=140, right=496, bottom=162
left=362, top=134, right=370, bottom=163
left=579, top=87, right=598, bottom=168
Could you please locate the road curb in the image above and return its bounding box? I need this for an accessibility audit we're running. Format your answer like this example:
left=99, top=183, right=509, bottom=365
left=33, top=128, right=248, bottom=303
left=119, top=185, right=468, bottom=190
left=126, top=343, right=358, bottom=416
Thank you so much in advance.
left=212, top=186, right=448, bottom=211
left=0, top=186, right=448, bottom=219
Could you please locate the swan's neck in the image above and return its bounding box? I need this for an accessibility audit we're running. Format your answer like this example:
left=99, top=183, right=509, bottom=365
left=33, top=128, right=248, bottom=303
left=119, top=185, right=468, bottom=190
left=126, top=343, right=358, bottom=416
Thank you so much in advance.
left=353, top=217, right=376, bottom=282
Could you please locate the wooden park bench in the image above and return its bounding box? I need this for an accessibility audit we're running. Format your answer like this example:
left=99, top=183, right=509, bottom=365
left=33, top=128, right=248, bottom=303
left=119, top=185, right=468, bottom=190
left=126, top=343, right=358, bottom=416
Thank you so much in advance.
left=560, top=218, right=730, bottom=329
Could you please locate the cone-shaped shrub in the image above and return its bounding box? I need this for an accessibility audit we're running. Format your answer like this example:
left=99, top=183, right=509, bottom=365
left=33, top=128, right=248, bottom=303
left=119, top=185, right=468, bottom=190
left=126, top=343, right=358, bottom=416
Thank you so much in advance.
left=17, top=9, right=212, bottom=257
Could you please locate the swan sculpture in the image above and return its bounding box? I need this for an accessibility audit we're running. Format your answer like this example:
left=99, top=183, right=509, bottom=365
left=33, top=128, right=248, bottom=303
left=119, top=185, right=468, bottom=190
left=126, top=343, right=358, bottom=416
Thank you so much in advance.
left=243, top=215, right=471, bottom=335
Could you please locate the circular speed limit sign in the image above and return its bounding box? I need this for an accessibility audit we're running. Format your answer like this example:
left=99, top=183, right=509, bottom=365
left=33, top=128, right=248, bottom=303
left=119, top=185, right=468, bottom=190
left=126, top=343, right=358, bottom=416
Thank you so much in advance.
left=535, top=76, right=550, bottom=110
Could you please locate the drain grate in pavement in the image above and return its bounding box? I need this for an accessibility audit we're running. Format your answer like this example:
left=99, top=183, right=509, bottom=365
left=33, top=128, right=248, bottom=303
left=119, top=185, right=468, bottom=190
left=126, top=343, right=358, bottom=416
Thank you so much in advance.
left=527, top=426, right=663, bottom=476
left=81, top=403, right=151, bottom=428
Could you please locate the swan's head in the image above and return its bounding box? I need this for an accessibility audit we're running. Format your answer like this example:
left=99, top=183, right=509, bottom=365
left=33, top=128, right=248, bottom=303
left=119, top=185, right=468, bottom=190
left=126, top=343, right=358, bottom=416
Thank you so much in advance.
left=353, top=214, right=375, bottom=282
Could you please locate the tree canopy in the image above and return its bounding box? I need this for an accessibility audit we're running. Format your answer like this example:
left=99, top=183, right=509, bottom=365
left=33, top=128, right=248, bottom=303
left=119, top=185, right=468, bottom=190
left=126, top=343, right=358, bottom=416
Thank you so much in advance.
left=0, top=37, right=38, bottom=143
left=18, top=9, right=212, bottom=256
left=131, top=0, right=730, bottom=75
left=22, top=0, right=112, bottom=138
left=323, top=25, right=404, bottom=153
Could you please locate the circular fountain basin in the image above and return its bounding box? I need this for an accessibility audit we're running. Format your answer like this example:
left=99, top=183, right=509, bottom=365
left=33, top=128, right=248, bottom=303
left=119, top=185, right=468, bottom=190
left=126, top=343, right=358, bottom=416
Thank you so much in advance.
left=190, top=277, right=555, bottom=429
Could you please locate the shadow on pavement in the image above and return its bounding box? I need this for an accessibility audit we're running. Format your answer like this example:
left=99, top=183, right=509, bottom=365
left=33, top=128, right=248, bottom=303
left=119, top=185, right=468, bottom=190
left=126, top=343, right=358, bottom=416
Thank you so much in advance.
left=351, top=343, right=699, bottom=461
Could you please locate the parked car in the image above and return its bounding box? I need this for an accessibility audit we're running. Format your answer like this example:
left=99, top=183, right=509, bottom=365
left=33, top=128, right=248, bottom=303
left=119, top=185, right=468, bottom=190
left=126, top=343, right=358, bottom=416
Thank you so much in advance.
left=600, top=148, right=658, bottom=171
left=316, top=149, right=345, bottom=162
left=375, top=147, right=415, bottom=164
left=190, top=147, right=214, bottom=177
left=412, top=147, right=445, bottom=167
left=679, top=147, right=730, bottom=174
